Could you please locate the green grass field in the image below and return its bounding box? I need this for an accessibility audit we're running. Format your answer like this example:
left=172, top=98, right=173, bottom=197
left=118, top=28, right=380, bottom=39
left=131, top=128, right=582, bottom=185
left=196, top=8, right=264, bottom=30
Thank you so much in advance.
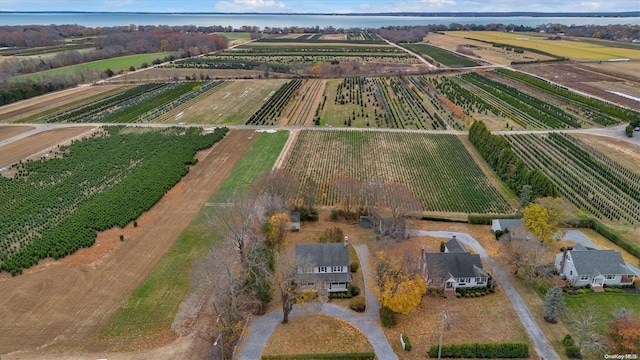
left=100, top=130, right=288, bottom=339
left=13, top=52, right=172, bottom=82
left=564, top=292, right=640, bottom=334
left=216, top=32, right=251, bottom=41
left=401, top=43, right=479, bottom=67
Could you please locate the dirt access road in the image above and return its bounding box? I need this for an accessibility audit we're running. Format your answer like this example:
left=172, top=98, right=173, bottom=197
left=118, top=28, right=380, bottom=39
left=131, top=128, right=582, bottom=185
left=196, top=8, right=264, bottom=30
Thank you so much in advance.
left=0, top=129, right=256, bottom=356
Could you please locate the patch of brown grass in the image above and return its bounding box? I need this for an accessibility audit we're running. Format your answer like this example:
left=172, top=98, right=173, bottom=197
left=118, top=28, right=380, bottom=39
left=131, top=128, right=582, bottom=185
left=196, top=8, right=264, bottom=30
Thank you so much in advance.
left=262, top=314, right=373, bottom=356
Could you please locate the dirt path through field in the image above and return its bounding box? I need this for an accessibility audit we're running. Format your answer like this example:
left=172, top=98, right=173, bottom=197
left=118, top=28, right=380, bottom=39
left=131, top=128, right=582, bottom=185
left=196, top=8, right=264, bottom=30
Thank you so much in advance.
left=0, top=129, right=255, bottom=356
left=0, top=126, right=95, bottom=168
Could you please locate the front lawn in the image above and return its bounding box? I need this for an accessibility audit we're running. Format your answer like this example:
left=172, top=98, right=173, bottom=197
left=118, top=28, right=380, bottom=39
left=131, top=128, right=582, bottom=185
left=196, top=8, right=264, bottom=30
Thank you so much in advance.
left=564, top=292, right=640, bottom=333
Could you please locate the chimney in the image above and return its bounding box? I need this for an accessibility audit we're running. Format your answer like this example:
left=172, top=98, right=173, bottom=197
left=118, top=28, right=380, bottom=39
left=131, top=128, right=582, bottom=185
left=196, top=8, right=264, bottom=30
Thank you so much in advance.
left=420, top=247, right=425, bottom=271
left=559, top=248, right=568, bottom=275
left=452, top=235, right=456, bottom=240
left=343, top=236, right=349, bottom=248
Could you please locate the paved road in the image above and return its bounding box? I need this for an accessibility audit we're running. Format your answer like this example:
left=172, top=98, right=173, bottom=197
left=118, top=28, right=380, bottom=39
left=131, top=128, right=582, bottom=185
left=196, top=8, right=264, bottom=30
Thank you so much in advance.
left=236, top=244, right=397, bottom=360
left=409, top=230, right=560, bottom=360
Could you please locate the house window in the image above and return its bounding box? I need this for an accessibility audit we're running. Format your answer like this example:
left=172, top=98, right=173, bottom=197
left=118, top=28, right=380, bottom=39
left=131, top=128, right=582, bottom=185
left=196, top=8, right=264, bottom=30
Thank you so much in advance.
left=476, top=277, right=485, bottom=284
left=605, top=275, right=616, bottom=280
left=319, top=266, right=326, bottom=273
left=332, top=266, right=342, bottom=272
left=458, top=278, right=469, bottom=284
left=580, top=276, right=589, bottom=281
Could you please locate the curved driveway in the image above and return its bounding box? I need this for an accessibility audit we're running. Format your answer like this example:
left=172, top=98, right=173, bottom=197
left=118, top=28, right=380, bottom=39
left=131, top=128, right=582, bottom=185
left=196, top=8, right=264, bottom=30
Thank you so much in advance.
left=409, top=230, right=560, bottom=360
left=236, top=244, right=397, bottom=360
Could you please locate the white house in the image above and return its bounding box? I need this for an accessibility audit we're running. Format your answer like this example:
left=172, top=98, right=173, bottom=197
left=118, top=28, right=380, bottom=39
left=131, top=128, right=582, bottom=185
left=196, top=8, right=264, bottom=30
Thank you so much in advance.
left=555, top=244, right=636, bottom=291
left=422, top=237, right=489, bottom=293
left=295, top=242, right=351, bottom=292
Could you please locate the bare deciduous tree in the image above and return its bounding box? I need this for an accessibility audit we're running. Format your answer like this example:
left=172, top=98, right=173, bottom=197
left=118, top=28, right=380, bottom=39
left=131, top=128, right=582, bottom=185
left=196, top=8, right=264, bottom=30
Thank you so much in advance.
left=567, top=308, right=608, bottom=356
left=380, top=182, right=422, bottom=219
left=272, top=247, right=308, bottom=324
left=508, top=239, right=555, bottom=285
left=253, top=169, right=299, bottom=217
left=332, top=176, right=362, bottom=218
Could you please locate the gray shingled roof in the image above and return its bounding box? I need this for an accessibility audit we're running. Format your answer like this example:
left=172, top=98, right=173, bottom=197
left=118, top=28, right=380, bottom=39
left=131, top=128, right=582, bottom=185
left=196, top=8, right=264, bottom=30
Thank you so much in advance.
left=424, top=253, right=485, bottom=279
left=295, top=243, right=349, bottom=267
left=495, top=219, right=524, bottom=230
left=570, top=249, right=629, bottom=276
left=445, top=236, right=469, bottom=253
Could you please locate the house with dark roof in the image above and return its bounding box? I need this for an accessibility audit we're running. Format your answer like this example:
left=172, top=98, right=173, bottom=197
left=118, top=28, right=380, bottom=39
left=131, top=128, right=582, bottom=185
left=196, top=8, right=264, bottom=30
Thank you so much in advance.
left=422, top=240, right=489, bottom=293
left=444, top=235, right=468, bottom=253
left=295, top=242, right=351, bottom=293
left=491, top=219, right=535, bottom=240
left=555, top=244, right=636, bottom=291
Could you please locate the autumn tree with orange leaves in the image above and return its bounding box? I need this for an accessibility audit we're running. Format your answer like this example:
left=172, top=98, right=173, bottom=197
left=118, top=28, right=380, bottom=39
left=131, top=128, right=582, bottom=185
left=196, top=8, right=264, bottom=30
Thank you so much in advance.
left=609, top=312, right=640, bottom=354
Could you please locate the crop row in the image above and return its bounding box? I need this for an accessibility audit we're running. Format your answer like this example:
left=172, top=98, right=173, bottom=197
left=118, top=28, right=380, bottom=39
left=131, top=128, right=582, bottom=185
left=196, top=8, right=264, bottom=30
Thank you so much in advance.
left=233, top=45, right=403, bottom=54
left=496, top=68, right=633, bottom=125
left=460, top=72, right=580, bottom=129
left=503, top=133, right=640, bottom=224
left=134, top=80, right=224, bottom=122
left=433, top=76, right=502, bottom=119
left=283, top=130, right=513, bottom=214
left=400, top=43, right=480, bottom=68
left=0, top=126, right=229, bottom=275
left=246, top=79, right=303, bottom=125
left=256, top=33, right=383, bottom=44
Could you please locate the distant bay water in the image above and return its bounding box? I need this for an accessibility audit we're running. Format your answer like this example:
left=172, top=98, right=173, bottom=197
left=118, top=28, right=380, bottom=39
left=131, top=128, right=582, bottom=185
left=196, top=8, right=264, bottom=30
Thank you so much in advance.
left=1, top=12, right=639, bottom=28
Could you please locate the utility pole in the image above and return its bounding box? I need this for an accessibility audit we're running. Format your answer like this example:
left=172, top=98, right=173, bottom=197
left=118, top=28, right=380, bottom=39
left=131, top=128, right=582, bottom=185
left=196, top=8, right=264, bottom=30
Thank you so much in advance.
left=438, top=310, right=447, bottom=360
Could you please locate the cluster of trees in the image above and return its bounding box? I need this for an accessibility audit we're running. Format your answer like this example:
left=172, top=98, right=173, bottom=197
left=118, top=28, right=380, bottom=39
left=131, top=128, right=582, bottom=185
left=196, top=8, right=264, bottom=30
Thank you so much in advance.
left=468, top=121, right=556, bottom=200
left=375, top=26, right=430, bottom=42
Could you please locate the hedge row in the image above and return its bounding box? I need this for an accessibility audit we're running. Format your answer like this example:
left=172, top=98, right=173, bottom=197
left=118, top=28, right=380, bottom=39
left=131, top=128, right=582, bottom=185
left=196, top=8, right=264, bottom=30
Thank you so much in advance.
left=428, top=343, right=529, bottom=358
left=467, top=214, right=520, bottom=225
left=262, top=353, right=375, bottom=360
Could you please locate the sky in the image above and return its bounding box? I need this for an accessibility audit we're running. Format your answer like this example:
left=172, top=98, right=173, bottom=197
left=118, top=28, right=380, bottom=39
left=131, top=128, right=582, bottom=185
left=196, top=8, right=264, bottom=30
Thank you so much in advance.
left=0, top=0, right=638, bottom=13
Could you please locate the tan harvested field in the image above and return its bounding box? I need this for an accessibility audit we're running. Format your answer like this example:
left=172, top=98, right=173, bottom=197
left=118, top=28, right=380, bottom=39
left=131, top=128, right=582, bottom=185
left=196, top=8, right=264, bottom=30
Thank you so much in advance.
left=579, top=60, right=640, bottom=78
left=280, top=79, right=326, bottom=126
left=514, top=62, right=640, bottom=109
left=0, top=126, right=95, bottom=169
left=0, top=85, right=124, bottom=123
left=0, top=129, right=256, bottom=356
left=319, top=33, right=347, bottom=40
left=572, top=133, right=640, bottom=175
left=154, top=79, right=286, bottom=124
left=425, top=33, right=553, bottom=65
left=0, top=125, right=34, bottom=141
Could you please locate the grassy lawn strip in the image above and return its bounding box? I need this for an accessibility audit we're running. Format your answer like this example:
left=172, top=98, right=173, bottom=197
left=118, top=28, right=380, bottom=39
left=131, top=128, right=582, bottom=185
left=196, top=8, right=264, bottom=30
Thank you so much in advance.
left=100, top=130, right=289, bottom=339
left=211, top=130, right=290, bottom=202
left=262, top=314, right=374, bottom=356
left=13, top=52, right=172, bottom=82
left=564, top=292, right=640, bottom=334
left=216, top=32, right=251, bottom=41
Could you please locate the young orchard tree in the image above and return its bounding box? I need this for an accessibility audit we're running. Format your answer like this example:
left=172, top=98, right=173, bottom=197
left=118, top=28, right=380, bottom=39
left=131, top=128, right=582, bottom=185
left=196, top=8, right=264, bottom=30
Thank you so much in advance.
left=375, top=250, right=427, bottom=315
left=542, top=286, right=566, bottom=323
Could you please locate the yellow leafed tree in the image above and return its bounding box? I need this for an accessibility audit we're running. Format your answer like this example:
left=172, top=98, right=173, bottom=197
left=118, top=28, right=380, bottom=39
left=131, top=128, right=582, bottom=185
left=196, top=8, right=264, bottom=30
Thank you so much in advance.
left=264, top=212, right=291, bottom=249
left=376, top=251, right=427, bottom=314
left=522, top=197, right=567, bottom=242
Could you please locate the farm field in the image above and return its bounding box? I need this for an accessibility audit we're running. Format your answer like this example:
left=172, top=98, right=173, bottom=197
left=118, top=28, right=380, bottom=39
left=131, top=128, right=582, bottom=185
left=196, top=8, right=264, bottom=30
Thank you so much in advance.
left=255, top=32, right=383, bottom=44
left=513, top=62, right=640, bottom=109
left=445, top=31, right=640, bottom=61
left=0, top=85, right=126, bottom=123
left=12, top=52, right=173, bottom=82
left=318, top=77, right=456, bottom=129
left=572, top=134, right=640, bottom=174
left=423, top=32, right=554, bottom=65
left=399, top=42, right=481, bottom=67
left=0, top=126, right=95, bottom=168
left=280, top=79, right=326, bottom=126
left=0, top=125, right=34, bottom=142
left=0, top=129, right=255, bottom=355
left=154, top=79, right=286, bottom=124
left=503, top=133, right=640, bottom=225
left=103, top=130, right=288, bottom=342
left=117, top=67, right=267, bottom=81
left=283, top=130, right=513, bottom=214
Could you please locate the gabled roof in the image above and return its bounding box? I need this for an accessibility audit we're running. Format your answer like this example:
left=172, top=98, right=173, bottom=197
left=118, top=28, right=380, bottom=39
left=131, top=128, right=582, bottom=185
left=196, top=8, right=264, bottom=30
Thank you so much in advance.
left=289, top=211, right=301, bottom=223
left=445, top=236, right=468, bottom=253
left=493, top=219, right=524, bottom=230
left=295, top=243, right=349, bottom=267
left=424, top=252, right=486, bottom=279
left=569, top=249, right=629, bottom=275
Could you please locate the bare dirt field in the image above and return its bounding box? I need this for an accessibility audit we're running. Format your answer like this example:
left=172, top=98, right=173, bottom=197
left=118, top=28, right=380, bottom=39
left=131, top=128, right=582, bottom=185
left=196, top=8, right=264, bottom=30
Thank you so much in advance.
left=572, top=133, right=640, bottom=175
left=425, top=33, right=553, bottom=65
left=154, top=79, right=286, bottom=125
left=280, top=79, right=326, bottom=126
left=0, top=125, right=34, bottom=142
left=319, top=34, right=347, bottom=41
left=0, top=85, right=124, bottom=123
left=514, top=61, right=640, bottom=109
left=0, top=126, right=95, bottom=169
left=0, top=129, right=256, bottom=356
